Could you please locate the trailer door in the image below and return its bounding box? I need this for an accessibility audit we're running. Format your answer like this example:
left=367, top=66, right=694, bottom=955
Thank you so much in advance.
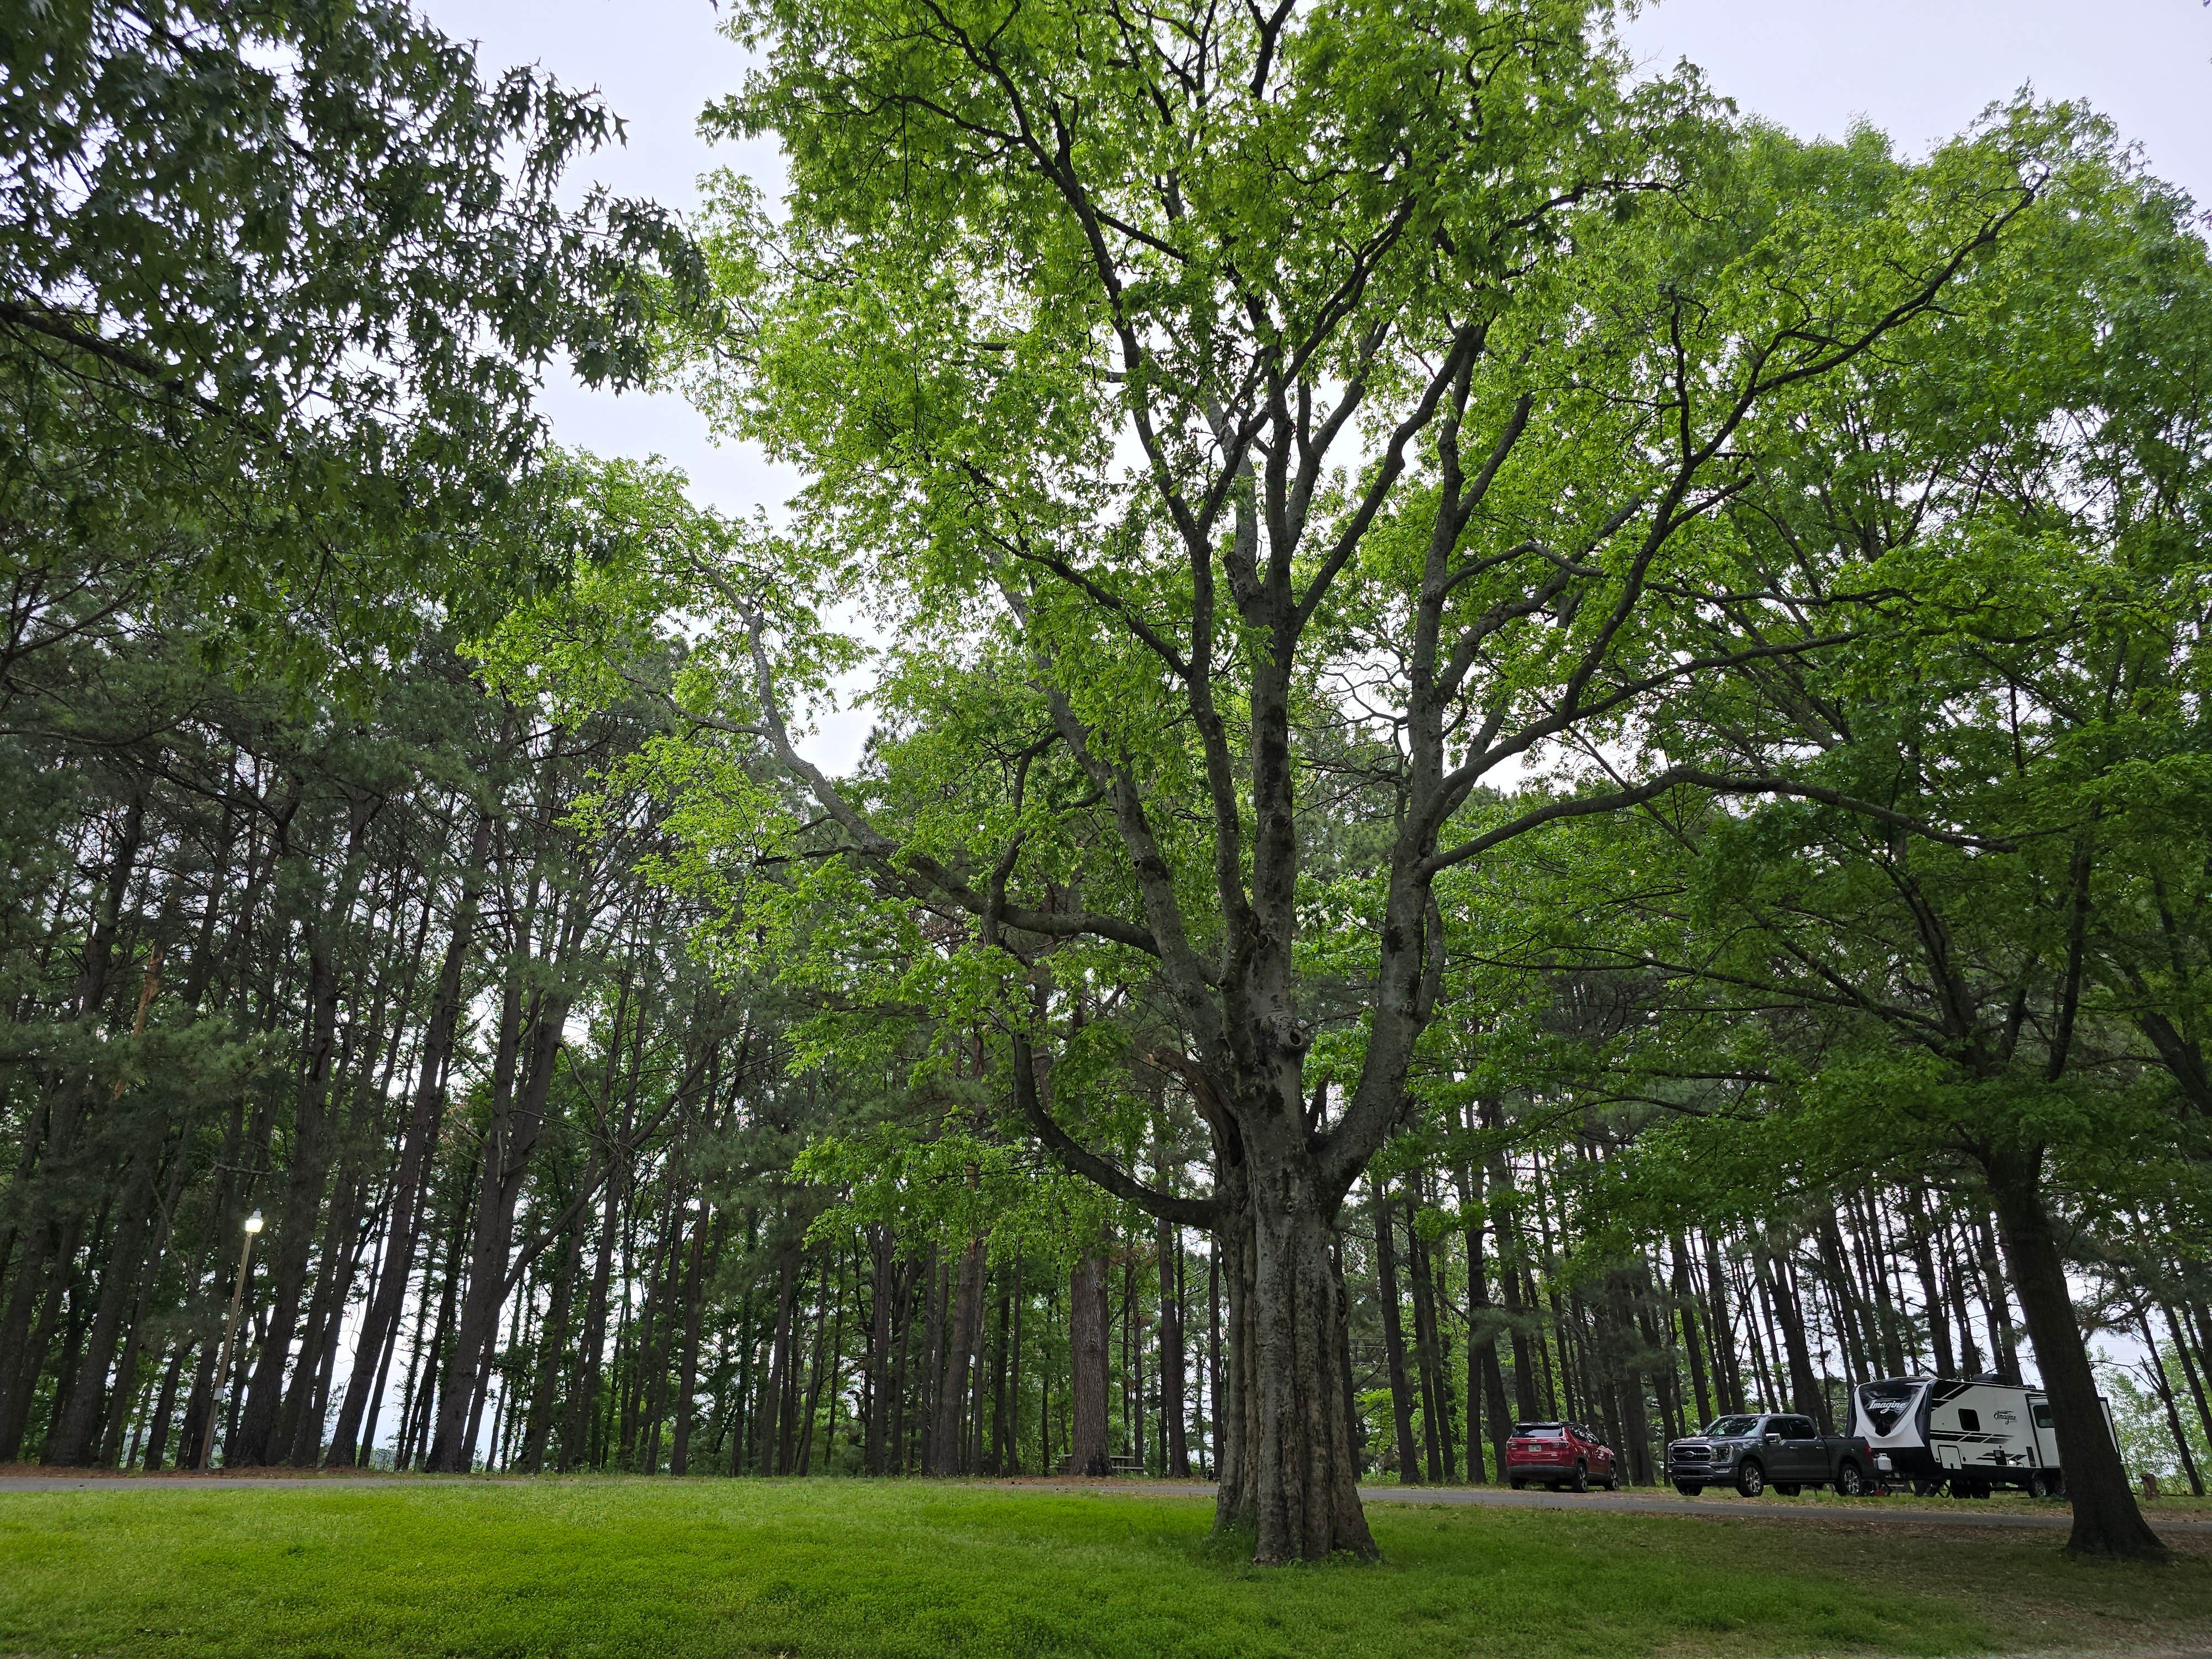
left=2028, top=1394, right=2059, bottom=1468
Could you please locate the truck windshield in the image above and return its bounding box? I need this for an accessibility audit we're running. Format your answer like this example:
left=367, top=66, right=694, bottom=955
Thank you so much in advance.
left=1703, top=1417, right=1760, bottom=1437
left=1857, top=1384, right=1922, bottom=1436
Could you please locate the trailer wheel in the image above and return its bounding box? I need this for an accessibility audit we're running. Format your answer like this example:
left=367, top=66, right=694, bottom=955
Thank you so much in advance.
left=1735, top=1458, right=1766, bottom=1498
left=1836, top=1460, right=1867, bottom=1497
left=2026, top=1472, right=2052, bottom=1500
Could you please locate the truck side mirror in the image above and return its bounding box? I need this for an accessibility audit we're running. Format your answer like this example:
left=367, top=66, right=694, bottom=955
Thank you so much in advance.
left=1764, top=1433, right=1782, bottom=1445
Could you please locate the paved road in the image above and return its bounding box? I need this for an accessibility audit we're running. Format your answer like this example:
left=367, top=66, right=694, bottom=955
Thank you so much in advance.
left=1345, top=1483, right=2212, bottom=1533
left=1045, top=1480, right=2212, bottom=1535
left=2, top=1472, right=2207, bottom=1535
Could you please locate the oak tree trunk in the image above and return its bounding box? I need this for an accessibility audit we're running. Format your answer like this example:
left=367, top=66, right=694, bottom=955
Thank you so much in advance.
left=1984, top=1147, right=2166, bottom=1559
left=1216, top=1164, right=1375, bottom=1563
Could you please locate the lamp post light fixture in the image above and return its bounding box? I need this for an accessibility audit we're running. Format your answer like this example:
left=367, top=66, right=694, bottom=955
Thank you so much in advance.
left=198, top=1209, right=263, bottom=1469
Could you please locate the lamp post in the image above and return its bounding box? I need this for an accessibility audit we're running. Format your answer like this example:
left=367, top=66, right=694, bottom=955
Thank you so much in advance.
left=199, top=1209, right=263, bottom=1469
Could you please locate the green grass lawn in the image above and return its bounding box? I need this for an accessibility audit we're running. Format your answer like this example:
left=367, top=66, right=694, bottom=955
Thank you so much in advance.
left=1, top=1478, right=2207, bottom=1659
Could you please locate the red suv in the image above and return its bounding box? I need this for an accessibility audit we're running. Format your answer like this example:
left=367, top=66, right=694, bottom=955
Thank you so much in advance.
left=1506, top=1421, right=1619, bottom=1492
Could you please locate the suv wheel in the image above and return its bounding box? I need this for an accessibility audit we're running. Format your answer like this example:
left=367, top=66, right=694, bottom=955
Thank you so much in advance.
left=1569, top=1460, right=1589, bottom=1494
left=1674, top=1481, right=1703, bottom=1496
left=1836, top=1461, right=1866, bottom=1497
left=1735, top=1458, right=1766, bottom=1498
left=1773, top=1482, right=1801, bottom=1496
left=1509, top=1478, right=1526, bottom=1490
left=1604, top=1471, right=1620, bottom=1492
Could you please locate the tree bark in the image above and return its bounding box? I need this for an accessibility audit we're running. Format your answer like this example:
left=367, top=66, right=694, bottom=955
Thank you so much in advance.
left=326, top=810, right=492, bottom=1465
left=1217, top=1168, right=1375, bottom=1563
left=1069, top=1247, right=1110, bottom=1477
left=1371, top=1177, right=1420, bottom=1485
left=1405, top=1197, right=1452, bottom=1483
left=670, top=1204, right=709, bottom=1476
left=864, top=1225, right=894, bottom=1475
left=232, top=790, right=375, bottom=1464
left=425, top=983, right=571, bottom=1472
left=1157, top=1212, right=1190, bottom=1477
left=1984, top=1147, right=2165, bottom=1558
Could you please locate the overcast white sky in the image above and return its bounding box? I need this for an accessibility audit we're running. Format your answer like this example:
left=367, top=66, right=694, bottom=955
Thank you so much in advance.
left=422, top=0, right=2212, bottom=523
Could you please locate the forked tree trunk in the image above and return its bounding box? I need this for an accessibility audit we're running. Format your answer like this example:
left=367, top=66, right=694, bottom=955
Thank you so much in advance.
left=1983, top=1147, right=2166, bottom=1559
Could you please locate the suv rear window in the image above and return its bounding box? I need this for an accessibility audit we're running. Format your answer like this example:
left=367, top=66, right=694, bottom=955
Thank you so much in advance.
left=1512, top=1423, right=1564, bottom=1438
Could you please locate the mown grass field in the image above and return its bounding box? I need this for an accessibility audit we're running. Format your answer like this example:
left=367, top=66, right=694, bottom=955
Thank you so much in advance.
left=1, top=1477, right=2208, bottom=1659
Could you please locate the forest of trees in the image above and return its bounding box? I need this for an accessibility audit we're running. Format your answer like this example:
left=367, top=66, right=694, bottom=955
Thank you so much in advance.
left=3, top=0, right=2206, bottom=1571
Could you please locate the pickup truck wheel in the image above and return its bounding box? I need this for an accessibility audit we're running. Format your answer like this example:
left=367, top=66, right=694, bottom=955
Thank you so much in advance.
left=1569, top=1461, right=1589, bottom=1494
left=1674, top=1481, right=1704, bottom=1496
left=1735, top=1459, right=1766, bottom=1498
left=1836, top=1461, right=1867, bottom=1497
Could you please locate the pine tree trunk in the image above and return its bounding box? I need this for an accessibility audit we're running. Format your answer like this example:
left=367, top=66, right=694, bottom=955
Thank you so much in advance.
left=931, top=1237, right=984, bottom=1474
left=1372, top=1178, right=1420, bottom=1486
left=1157, top=1213, right=1190, bottom=1477
left=757, top=1250, right=795, bottom=1476
left=45, top=1154, right=159, bottom=1464
left=232, top=794, right=376, bottom=1465
left=1406, top=1198, right=1452, bottom=1483
left=1700, top=1231, right=1744, bottom=1412
left=326, top=811, right=492, bottom=1465
left=1069, top=1248, right=1110, bottom=1476
left=670, top=1207, right=709, bottom=1476
left=864, top=1226, right=894, bottom=1475
left=1670, top=1239, right=1712, bottom=1428
left=1905, top=1191, right=1957, bottom=1378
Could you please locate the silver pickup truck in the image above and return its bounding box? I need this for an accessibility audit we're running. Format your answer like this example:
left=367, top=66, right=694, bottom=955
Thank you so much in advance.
left=1665, top=1412, right=1877, bottom=1498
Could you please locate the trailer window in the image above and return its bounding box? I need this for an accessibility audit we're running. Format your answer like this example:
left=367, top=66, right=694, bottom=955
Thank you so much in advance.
left=1958, top=1409, right=1981, bottom=1432
left=2033, top=1405, right=2053, bottom=1430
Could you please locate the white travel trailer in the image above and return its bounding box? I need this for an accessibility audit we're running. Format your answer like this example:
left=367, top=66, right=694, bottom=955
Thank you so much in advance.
left=1848, top=1376, right=2116, bottom=1497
